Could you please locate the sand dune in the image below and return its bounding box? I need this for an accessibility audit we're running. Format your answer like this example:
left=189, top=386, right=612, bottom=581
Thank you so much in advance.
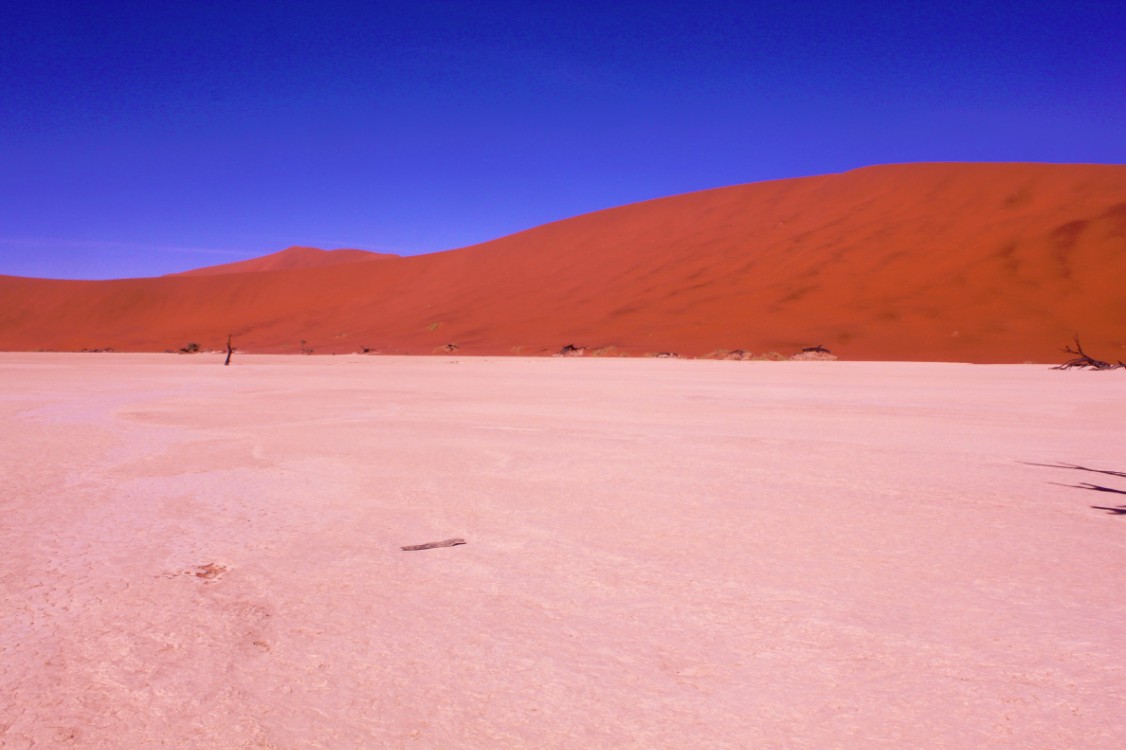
left=1, top=163, right=1124, bottom=362
left=167, top=246, right=396, bottom=276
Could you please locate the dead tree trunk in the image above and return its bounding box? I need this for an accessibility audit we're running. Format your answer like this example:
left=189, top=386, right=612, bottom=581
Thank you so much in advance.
left=224, top=334, right=233, bottom=366
left=1053, top=335, right=1124, bottom=370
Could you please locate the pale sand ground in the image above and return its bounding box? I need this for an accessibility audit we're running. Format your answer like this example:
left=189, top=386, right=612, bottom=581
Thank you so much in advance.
left=2, top=353, right=1123, bottom=749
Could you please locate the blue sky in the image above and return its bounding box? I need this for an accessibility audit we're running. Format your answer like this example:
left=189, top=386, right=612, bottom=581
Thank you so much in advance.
left=2, top=0, right=1123, bottom=279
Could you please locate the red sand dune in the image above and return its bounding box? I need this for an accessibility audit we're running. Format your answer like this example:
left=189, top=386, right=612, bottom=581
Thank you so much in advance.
left=1, top=162, right=1124, bottom=362
left=167, top=246, right=396, bottom=276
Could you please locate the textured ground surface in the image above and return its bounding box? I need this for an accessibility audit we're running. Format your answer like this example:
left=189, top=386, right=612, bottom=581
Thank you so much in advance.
left=2, top=353, right=1124, bottom=749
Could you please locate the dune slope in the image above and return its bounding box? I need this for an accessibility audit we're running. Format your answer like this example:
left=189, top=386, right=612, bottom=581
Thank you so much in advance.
left=1, top=163, right=1123, bottom=362
left=167, top=246, right=396, bottom=276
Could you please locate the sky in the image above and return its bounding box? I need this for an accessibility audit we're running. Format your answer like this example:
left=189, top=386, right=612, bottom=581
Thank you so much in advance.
left=1, top=0, right=1124, bottom=280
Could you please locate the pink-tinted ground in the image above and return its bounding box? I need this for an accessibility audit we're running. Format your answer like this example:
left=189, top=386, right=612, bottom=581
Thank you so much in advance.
left=2, top=354, right=1123, bottom=749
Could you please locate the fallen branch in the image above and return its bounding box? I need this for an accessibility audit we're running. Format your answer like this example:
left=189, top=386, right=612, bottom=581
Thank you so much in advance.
left=1052, top=335, right=1124, bottom=370
left=401, top=538, right=466, bottom=551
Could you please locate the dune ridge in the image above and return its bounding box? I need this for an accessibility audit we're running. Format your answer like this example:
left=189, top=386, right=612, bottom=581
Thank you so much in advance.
left=167, top=246, right=396, bottom=276
left=1, top=162, right=1124, bottom=362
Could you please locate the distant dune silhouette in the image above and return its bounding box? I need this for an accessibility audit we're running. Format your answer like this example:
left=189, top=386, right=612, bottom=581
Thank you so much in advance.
left=167, top=246, right=396, bottom=276
left=1, top=163, right=1123, bottom=362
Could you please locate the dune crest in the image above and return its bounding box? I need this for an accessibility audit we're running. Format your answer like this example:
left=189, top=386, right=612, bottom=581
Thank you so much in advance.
left=1, top=163, right=1123, bottom=362
left=168, top=246, right=396, bottom=276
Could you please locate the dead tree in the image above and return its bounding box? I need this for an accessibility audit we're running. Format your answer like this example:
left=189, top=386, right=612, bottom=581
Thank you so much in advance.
left=224, top=334, right=233, bottom=366
left=801, top=345, right=832, bottom=354
left=1053, top=335, right=1124, bottom=370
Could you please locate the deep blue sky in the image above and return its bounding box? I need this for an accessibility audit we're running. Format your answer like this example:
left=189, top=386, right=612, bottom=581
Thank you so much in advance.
left=2, top=1, right=1124, bottom=279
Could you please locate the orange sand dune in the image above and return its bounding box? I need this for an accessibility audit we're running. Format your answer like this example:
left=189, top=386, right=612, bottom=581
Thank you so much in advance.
left=1, top=163, right=1124, bottom=362
left=168, top=246, right=396, bottom=276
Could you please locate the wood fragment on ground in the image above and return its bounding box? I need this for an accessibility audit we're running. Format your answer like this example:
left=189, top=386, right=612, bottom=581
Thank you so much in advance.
left=401, top=538, right=466, bottom=551
left=193, top=563, right=227, bottom=580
